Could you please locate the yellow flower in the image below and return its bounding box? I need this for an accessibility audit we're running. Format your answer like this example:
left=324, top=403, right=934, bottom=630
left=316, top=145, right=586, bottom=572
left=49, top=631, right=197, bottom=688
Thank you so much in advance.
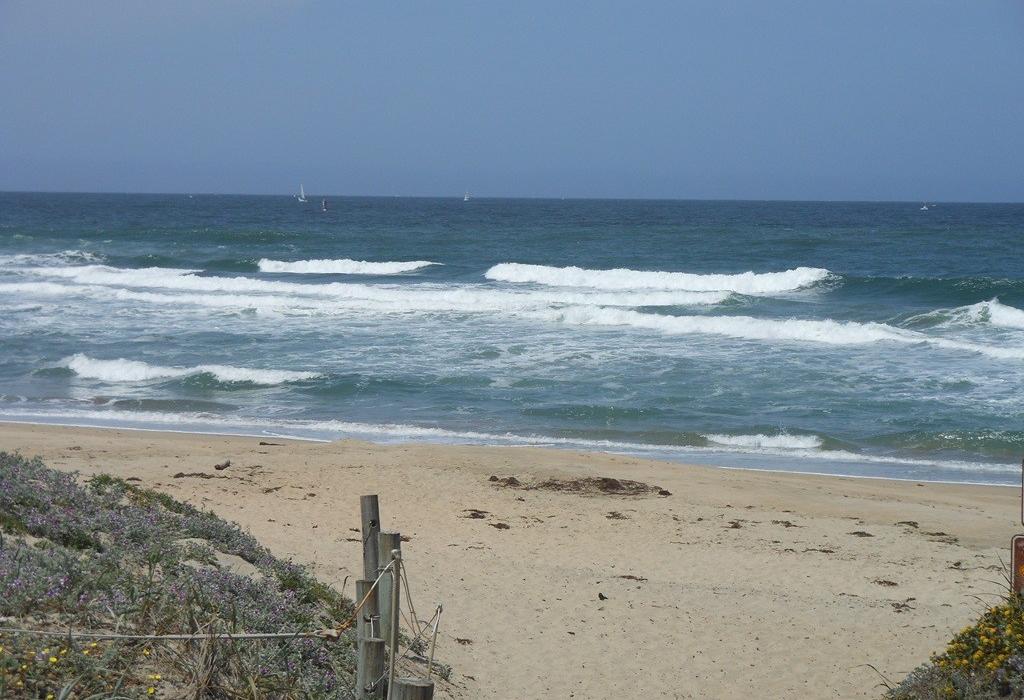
left=147, top=687, right=156, bottom=695
left=82, top=649, right=90, bottom=656
left=142, top=648, right=151, bottom=657
left=49, top=656, right=58, bottom=664
left=46, top=694, right=54, bottom=700
left=89, top=642, right=98, bottom=648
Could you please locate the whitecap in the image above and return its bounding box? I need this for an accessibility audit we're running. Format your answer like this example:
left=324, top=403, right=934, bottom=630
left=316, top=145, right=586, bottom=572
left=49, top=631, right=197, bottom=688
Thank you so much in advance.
left=532, top=306, right=1024, bottom=360
left=258, top=258, right=439, bottom=275
left=704, top=433, right=823, bottom=449
left=486, top=263, right=831, bottom=294
left=8, top=265, right=729, bottom=311
left=62, top=354, right=319, bottom=385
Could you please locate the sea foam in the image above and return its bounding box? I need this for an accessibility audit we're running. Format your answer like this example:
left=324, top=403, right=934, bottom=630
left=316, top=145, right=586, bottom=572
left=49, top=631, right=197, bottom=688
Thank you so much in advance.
left=0, top=250, right=105, bottom=267
left=704, top=433, right=823, bottom=449
left=534, top=306, right=1024, bottom=360
left=11, top=265, right=729, bottom=311
left=963, top=299, right=1024, bottom=330
left=258, top=258, right=439, bottom=274
left=908, top=298, right=1024, bottom=331
left=63, top=354, right=318, bottom=385
left=486, top=263, right=831, bottom=294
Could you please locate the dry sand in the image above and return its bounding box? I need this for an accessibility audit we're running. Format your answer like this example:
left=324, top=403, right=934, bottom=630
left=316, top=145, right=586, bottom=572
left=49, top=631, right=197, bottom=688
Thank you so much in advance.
left=0, top=422, right=1017, bottom=699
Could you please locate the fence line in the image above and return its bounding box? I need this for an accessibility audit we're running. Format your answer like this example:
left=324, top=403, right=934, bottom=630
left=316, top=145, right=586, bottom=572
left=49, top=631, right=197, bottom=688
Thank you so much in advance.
left=0, top=559, right=396, bottom=643
left=1, top=494, right=442, bottom=698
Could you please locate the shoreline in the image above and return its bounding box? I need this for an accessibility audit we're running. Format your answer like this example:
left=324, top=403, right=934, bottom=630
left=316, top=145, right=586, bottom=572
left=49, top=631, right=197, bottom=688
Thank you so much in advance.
left=0, top=416, right=1016, bottom=488
left=1, top=421, right=1018, bottom=698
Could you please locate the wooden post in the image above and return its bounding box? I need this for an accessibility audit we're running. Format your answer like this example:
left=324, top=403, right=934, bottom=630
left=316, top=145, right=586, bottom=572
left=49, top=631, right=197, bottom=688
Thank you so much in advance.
left=356, top=637, right=386, bottom=700
left=355, top=579, right=380, bottom=640
left=377, top=531, right=402, bottom=642
left=384, top=545, right=402, bottom=700
left=391, top=677, right=434, bottom=700
left=357, top=496, right=382, bottom=700
left=361, top=495, right=381, bottom=581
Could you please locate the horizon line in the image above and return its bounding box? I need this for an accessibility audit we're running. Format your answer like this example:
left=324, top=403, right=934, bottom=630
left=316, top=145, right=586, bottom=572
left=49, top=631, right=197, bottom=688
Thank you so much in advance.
left=2, top=189, right=1022, bottom=205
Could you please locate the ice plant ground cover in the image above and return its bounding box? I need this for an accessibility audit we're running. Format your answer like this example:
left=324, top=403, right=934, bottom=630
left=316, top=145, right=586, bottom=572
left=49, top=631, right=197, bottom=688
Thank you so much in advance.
left=0, top=452, right=358, bottom=698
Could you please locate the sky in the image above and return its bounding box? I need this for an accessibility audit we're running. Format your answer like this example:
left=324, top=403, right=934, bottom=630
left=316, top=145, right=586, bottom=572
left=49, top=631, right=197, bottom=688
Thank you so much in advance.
left=1, top=1, right=1022, bottom=201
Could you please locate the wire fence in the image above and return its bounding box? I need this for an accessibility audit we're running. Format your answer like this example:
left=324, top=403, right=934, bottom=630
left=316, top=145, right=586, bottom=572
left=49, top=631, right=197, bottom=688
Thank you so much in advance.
left=0, top=553, right=445, bottom=681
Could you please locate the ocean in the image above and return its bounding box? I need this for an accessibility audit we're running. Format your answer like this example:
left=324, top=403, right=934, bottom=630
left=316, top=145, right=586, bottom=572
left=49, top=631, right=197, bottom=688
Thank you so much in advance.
left=1, top=192, right=1022, bottom=484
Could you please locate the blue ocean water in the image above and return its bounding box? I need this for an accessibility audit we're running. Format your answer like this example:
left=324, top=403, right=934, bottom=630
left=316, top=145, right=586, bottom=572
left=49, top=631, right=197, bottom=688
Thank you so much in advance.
left=1, top=192, right=1022, bottom=484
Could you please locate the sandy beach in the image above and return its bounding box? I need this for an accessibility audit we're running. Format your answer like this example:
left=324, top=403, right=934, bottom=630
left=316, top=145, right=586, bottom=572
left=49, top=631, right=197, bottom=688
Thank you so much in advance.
left=0, top=422, right=1016, bottom=699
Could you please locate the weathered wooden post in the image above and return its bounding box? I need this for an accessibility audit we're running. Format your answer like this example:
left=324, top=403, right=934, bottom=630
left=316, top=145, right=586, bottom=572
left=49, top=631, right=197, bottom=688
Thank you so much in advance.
left=357, top=637, right=386, bottom=700
left=377, top=531, right=402, bottom=642
left=356, top=579, right=380, bottom=640
left=357, top=496, right=384, bottom=699
left=385, top=547, right=402, bottom=700
left=361, top=495, right=381, bottom=580
left=391, top=677, right=434, bottom=700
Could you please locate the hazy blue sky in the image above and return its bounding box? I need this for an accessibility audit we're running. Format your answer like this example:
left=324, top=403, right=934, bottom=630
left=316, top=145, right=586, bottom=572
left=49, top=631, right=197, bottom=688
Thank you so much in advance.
left=2, top=1, right=1022, bottom=201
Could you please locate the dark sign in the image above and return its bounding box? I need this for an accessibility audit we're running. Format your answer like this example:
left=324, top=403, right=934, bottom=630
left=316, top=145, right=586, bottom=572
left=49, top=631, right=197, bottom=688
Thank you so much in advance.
left=1013, top=535, right=1024, bottom=595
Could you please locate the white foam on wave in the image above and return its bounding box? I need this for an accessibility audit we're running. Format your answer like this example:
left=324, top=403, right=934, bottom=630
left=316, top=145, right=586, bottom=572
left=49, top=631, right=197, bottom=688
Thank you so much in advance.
left=534, top=306, right=1024, bottom=360
left=6, top=265, right=1021, bottom=360
left=486, top=263, right=831, bottom=294
left=960, top=299, right=1024, bottom=330
left=63, top=354, right=318, bottom=385
left=0, top=250, right=105, bottom=267
left=908, top=298, right=1024, bottom=331
left=704, top=433, right=823, bottom=449
left=8, top=265, right=729, bottom=311
left=258, top=258, right=439, bottom=274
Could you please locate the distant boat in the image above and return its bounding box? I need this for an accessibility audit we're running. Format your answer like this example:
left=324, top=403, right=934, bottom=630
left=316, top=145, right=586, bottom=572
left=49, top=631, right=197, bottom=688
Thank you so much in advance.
left=463, top=191, right=471, bottom=202
left=920, top=203, right=929, bottom=211
left=321, top=199, right=328, bottom=212
left=297, top=184, right=308, bottom=203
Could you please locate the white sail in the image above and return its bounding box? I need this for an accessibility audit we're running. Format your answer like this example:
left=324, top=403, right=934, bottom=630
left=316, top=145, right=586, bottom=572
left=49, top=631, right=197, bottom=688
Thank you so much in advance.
left=298, top=184, right=307, bottom=202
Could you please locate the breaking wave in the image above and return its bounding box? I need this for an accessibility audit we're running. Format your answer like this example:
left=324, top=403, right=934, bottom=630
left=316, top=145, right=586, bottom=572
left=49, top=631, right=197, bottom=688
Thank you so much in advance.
left=0, top=250, right=105, bottom=267
left=486, top=263, right=831, bottom=294
left=6, top=265, right=729, bottom=311
left=61, top=354, right=319, bottom=385
left=534, top=306, right=1024, bottom=359
left=704, top=433, right=823, bottom=449
left=258, top=258, right=439, bottom=275
left=955, top=299, right=1024, bottom=330
left=905, top=298, right=1024, bottom=331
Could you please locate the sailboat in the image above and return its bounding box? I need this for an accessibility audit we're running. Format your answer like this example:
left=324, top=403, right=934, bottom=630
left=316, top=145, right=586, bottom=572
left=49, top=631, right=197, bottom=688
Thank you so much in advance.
left=321, top=199, right=328, bottom=212
left=463, top=191, right=471, bottom=202
left=920, top=203, right=929, bottom=211
left=297, top=184, right=308, bottom=203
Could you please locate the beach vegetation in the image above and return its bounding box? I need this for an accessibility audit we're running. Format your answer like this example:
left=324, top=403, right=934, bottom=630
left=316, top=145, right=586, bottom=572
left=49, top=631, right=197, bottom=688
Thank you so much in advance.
left=886, top=593, right=1024, bottom=699
left=0, top=452, right=359, bottom=698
